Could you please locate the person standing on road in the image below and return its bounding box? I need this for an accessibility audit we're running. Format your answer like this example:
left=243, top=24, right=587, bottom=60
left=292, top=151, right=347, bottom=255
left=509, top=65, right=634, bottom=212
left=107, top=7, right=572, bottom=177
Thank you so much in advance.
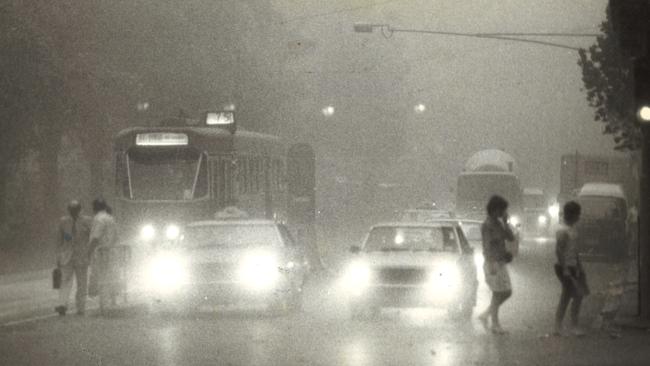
left=554, top=201, right=588, bottom=336
left=88, top=199, right=118, bottom=307
left=478, top=195, right=516, bottom=334
left=55, top=200, right=92, bottom=316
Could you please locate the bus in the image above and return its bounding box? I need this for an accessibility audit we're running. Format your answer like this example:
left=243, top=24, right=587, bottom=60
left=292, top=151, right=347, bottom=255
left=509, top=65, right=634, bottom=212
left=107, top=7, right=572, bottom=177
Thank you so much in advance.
left=112, top=112, right=315, bottom=247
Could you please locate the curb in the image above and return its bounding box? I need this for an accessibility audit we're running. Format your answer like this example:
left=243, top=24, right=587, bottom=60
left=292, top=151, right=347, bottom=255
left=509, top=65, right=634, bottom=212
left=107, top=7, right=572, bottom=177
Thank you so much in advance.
left=0, top=270, right=50, bottom=286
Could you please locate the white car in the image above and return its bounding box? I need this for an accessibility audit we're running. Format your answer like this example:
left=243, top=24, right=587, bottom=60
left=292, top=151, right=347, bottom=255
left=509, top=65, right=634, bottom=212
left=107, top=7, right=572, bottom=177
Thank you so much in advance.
left=342, top=221, right=478, bottom=319
left=144, top=219, right=307, bottom=314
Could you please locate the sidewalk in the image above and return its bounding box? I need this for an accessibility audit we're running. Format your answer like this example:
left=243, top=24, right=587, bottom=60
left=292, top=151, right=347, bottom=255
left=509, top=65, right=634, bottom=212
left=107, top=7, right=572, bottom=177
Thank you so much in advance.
left=587, top=257, right=650, bottom=331
left=0, top=269, right=58, bottom=323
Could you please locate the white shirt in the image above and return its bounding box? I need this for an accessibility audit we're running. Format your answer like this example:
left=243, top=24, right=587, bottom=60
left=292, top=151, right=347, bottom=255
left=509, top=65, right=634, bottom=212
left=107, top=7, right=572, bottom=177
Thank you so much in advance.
left=90, top=211, right=117, bottom=248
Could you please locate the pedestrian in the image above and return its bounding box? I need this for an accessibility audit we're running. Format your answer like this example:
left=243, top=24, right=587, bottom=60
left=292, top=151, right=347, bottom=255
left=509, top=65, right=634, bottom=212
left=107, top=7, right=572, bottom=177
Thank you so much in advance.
left=88, top=199, right=118, bottom=308
left=478, top=195, right=516, bottom=334
left=554, top=201, right=589, bottom=336
left=55, top=200, right=92, bottom=316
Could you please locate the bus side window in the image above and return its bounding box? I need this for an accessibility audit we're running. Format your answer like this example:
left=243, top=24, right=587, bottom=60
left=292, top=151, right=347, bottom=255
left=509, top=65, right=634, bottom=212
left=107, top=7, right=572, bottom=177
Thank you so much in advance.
left=194, top=154, right=208, bottom=198
left=249, top=157, right=257, bottom=193
left=238, top=158, right=248, bottom=195
left=115, top=152, right=130, bottom=198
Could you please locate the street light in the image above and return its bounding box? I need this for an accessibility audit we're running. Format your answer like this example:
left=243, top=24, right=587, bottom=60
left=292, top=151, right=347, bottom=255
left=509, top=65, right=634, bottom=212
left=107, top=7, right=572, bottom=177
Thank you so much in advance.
left=639, top=105, right=650, bottom=122
left=414, top=104, right=426, bottom=113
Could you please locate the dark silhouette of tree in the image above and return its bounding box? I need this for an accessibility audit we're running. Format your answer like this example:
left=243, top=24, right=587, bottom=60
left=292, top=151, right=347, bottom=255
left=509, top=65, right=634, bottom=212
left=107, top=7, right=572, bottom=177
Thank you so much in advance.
left=578, top=12, right=640, bottom=150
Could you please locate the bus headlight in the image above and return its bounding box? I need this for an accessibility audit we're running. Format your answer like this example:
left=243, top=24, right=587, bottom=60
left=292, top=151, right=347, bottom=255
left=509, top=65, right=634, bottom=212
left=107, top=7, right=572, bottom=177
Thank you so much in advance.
left=140, top=224, right=156, bottom=241
left=237, top=253, right=280, bottom=291
left=537, top=215, right=548, bottom=226
left=146, top=253, right=188, bottom=294
left=165, top=224, right=180, bottom=240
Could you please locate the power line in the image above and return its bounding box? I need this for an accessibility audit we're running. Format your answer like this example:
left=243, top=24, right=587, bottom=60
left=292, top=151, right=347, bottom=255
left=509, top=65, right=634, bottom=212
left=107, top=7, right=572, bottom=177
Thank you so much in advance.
left=385, top=27, right=598, bottom=51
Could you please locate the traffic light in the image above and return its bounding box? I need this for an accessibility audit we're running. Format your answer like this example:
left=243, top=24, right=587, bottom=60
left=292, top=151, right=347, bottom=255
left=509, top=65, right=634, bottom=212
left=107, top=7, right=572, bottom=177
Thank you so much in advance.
left=635, top=56, right=650, bottom=122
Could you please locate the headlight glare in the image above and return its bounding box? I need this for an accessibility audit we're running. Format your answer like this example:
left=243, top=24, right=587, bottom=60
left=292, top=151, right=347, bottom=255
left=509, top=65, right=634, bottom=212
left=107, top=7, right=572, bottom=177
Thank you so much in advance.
left=428, top=263, right=461, bottom=292
left=165, top=224, right=180, bottom=240
left=140, top=224, right=155, bottom=241
left=146, top=253, right=188, bottom=293
left=509, top=215, right=521, bottom=227
left=537, top=215, right=548, bottom=226
left=238, top=253, right=280, bottom=291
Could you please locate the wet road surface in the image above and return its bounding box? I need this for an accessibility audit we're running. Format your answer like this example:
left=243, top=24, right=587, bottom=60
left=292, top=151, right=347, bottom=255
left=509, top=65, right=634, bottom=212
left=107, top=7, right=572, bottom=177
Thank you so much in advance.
left=1, top=239, right=648, bottom=366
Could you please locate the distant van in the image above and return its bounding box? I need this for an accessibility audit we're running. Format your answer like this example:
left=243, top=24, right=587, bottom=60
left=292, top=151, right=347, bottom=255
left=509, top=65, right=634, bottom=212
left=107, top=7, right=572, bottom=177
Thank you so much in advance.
left=576, top=183, right=628, bottom=261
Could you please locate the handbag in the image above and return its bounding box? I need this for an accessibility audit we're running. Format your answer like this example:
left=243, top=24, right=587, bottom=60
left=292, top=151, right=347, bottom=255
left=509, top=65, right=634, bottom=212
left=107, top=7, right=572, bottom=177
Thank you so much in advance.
left=52, top=268, right=62, bottom=289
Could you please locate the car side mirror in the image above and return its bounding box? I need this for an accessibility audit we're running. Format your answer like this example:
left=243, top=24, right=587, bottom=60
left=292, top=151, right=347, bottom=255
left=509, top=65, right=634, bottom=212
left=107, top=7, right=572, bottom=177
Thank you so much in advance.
left=349, top=245, right=361, bottom=254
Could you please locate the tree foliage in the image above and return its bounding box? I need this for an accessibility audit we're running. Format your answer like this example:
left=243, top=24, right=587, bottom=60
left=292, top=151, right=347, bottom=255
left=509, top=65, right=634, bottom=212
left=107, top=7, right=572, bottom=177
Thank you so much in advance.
left=578, top=13, right=641, bottom=151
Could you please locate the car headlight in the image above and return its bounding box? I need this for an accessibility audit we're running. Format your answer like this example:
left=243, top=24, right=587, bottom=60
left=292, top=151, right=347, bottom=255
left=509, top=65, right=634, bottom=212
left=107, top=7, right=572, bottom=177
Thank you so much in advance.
left=237, top=253, right=280, bottom=291
left=140, top=224, right=155, bottom=241
left=548, top=203, right=560, bottom=220
left=341, top=261, right=371, bottom=295
left=473, top=251, right=485, bottom=269
left=428, top=263, right=461, bottom=294
left=145, top=253, right=188, bottom=294
left=537, top=215, right=548, bottom=226
left=165, top=224, right=180, bottom=240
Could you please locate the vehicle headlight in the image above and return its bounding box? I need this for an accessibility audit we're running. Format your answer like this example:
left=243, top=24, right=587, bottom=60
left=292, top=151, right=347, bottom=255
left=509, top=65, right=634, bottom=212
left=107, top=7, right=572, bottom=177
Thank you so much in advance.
left=428, top=263, right=461, bottom=294
left=165, top=224, right=180, bottom=240
left=473, top=251, right=485, bottom=269
left=548, top=203, right=560, bottom=220
left=140, top=224, right=155, bottom=241
left=537, top=215, right=548, bottom=226
left=145, top=253, right=188, bottom=294
left=237, top=253, right=280, bottom=291
left=509, top=215, right=521, bottom=227
left=341, top=261, right=371, bottom=294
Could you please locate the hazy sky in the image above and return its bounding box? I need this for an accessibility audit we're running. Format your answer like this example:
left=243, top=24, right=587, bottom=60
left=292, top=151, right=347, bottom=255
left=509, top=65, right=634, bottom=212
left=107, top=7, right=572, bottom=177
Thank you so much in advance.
left=271, top=0, right=618, bottom=199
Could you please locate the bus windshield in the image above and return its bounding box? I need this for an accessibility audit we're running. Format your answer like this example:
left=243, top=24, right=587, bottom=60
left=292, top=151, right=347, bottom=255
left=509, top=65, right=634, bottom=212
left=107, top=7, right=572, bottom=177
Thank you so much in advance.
left=523, top=194, right=546, bottom=209
left=578, top=196, right=626, bottom=220
left=457, top=174, right=521, bottom=211
left=126, top=147, right=207, bottom=201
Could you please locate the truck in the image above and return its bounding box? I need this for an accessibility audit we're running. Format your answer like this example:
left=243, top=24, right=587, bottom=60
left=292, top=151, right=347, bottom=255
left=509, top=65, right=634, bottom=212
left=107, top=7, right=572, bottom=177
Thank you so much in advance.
left=456, top=149, right=523, bottom=223
left=558, top=152, right=639, bottom=206
left=575, top=183, right=629, bottom=261
left=522, top=188, right=551, bottom=237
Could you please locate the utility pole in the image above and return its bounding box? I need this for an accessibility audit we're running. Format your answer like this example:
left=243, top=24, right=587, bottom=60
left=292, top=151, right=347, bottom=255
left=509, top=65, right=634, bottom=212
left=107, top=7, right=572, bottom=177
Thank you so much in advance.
left=610, top=0, right=650, bottom=320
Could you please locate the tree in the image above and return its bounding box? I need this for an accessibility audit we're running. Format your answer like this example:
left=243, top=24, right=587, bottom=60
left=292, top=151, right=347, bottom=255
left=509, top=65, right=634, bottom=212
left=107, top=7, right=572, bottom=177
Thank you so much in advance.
left=578, top=11, right=641, bottom=150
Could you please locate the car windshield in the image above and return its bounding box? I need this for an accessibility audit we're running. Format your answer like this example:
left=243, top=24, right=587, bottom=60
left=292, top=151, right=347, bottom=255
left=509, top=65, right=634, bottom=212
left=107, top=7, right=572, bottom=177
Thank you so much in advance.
left=363, top=226, right=459, bottom=253
left=181, top=224, right=282, bottom=248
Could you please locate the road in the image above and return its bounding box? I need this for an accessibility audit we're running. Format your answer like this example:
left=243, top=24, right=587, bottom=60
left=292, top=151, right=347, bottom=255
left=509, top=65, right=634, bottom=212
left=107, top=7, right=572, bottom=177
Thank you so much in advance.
left=1, top=238, right=647, bottom=366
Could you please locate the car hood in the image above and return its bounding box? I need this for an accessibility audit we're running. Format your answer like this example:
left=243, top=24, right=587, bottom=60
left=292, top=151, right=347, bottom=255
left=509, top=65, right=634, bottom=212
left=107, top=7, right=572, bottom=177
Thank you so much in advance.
left=177, top=246, right=284, bottom=265
left=356, top=251, right=458, bottom=268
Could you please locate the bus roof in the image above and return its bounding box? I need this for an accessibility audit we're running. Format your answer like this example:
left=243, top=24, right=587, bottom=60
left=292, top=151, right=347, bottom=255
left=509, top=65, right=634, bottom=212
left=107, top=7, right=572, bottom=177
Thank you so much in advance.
left=578, top=183, right=626, bottom=199
left=114, top=126, right=286, bottom=156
